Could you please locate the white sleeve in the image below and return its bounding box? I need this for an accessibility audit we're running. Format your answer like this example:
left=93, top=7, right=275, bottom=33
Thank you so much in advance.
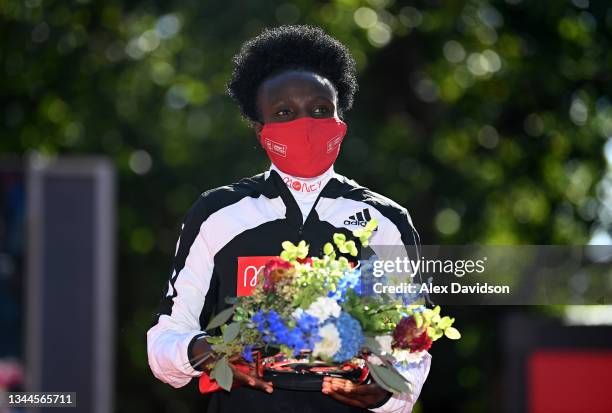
left=369, top=352, right=432, bottom=413
left=368, top=207, right=430, bottom=412
left=146, top=204, right=215, bottom=388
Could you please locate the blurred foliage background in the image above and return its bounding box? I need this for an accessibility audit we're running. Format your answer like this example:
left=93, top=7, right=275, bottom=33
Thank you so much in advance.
left=1, top=0, right=612, bottom=412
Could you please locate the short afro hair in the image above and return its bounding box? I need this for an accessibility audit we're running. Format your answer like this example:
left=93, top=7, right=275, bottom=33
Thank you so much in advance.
left=226, top=24, right=358, bottom=123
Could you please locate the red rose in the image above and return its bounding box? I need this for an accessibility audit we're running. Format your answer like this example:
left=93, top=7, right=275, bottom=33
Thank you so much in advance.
left=263, top=258, right=293, bottom=292
left=406, top=331, right=433, bottom=352
left=392, top=316, right=432, bottom=352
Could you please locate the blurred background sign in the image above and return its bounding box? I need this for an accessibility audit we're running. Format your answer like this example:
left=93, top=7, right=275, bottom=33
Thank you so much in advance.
left=24, top=155, right=116, bottom=413
left=0, top=158, right=25, bottom=363
left=502, top=314, right=612, bottom=413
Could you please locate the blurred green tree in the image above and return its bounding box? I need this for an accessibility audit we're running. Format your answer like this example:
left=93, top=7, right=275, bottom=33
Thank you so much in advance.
left=1, top=0, right=610, bottom=412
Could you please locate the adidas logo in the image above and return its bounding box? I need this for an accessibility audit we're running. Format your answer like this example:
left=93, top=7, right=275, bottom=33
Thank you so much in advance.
left=344, top=208, right=377, bottom=230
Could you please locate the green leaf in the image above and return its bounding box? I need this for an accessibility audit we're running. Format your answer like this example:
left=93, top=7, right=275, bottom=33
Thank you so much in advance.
left=363, top=336, right=382, bottom=354
left=352, top=228, right=365, bottom=238
left=333, top=233, right=346, bottom=244
left=354, top=221, right=376, bottom=246
left=444, top=326, right=461, bottom=340
left=413, top=312, right=423, bottom=329
left=438, top=316, right=453, bottom=330
left=206, top=306, right=235, bottom=330
left=210, top=356, right=233, bottom=391
left=365, top=219, right=379, bottom=232
left=223, top=322, right=241, bottom=343
left=296, top=241, right=309, bottom=258
left=367, top=361, right=412, bottom=394
left=381, top=358, right=415, bottom=391
left=323, top=242, right=334, bottom=255
left=346, top=241, right=358, bottom=256
left=366, top=362, right=395, bottom=393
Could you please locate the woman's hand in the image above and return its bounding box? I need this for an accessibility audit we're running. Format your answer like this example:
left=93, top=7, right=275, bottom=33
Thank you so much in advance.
left=322, top=377, right=391, bottom=408
left=191, top=336, right=273, bottom=393
left=229, top=356, right=273, bottom=393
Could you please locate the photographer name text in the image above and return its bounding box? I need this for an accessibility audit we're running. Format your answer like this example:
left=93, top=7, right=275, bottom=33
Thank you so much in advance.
left=372, top=282, right=511, bottom=295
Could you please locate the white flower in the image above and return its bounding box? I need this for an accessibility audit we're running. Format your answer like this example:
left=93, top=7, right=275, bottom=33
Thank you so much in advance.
left=291, top=308, right=305, bottom=319
left=375, top=335, right=393, bottom=355
left=306, top=297, right=341, bottom=323
left=313, top=324, right=341, bottom=359
left=392, top=349, right=426, bottom=365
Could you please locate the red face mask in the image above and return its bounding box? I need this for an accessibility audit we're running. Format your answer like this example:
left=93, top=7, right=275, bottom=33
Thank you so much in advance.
left=259, top=116, right=348, bottom=178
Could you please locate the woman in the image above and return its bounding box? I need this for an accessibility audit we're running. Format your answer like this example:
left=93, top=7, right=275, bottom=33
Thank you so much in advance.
left=147, top=25, right=431, bottom=413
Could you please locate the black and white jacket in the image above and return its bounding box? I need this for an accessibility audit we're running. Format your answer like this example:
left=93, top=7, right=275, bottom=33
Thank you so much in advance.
left=147, top=165, right=431, bottom=413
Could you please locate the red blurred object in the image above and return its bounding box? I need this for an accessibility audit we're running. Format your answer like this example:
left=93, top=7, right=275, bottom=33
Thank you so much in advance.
left=528, top=350, right=612, bottom=413
left=0, top=359, right=23, bottom=390
left=263, top=257, right=293, bottom=293
left=392, top=316, right=432, bottom=352
left=198, top=363, right=252, bottom=394
left=236, top=256, right=276, bottom=297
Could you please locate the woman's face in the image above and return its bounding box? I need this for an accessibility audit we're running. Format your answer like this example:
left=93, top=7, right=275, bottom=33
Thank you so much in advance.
left=253, top=69, right=339, bottom=137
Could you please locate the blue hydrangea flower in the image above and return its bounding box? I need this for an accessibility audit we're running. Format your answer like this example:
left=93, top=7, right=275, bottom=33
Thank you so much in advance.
left=293, top=312, right=321, bottom=351
left=253, top=310, right=290, bottom=344
left=295, top=312, right=319, bottom=335
left=251, top=310, right=321, bottom=357
left=242, top=344, right=255, bottom=362
left=328, top=268, right=361, bottom=301
left=328, top=312, right=364, bottom=362
left=253, top=310, right=265, bottom=332
left=357, top=255, right=380, bottom=296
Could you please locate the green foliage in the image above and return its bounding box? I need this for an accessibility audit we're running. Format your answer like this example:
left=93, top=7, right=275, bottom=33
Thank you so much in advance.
left=444, top=326, right=461, bottom=340
left=222, top=322, right=241, bottom=343
left=289, top=243, right=354, bottom=308
left=209, top=356, right=233, bottom=392
left=366, top=360, right=412, bottom=395
left=412, top=305, right=460, bottom=342
left=206, top=306, right=236, bottom=330
left=333, top=232, right=359, bottom=256
left=352, top=218, right=379, bottom=247
left=280, top=240, right=309, bottom=261
left=2, top=0, right=609, bottom=411
left=345, top=293, right=404, bottom=333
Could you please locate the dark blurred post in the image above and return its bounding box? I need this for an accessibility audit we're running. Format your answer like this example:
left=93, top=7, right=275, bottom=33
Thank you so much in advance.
left=25, top=154, right=116, bottom=413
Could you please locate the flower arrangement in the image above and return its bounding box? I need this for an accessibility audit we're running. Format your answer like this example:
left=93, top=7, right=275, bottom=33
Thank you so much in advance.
left=195, top=220, right=460, bottom=394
